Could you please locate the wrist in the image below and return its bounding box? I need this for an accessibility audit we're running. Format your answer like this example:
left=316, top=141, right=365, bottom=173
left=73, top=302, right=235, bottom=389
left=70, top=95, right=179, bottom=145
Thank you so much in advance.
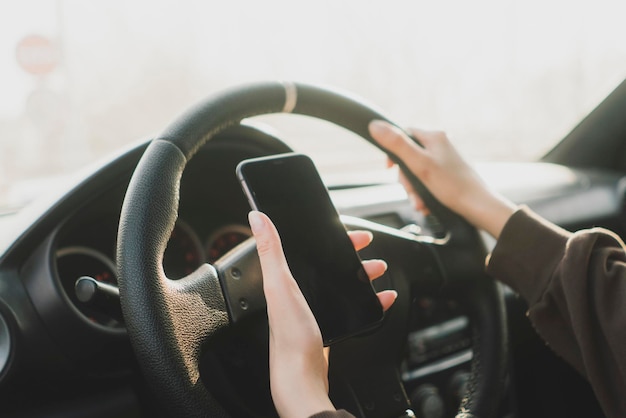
left=271, top=359, right=334, bottom=418
left=274, top=389, right=334, bottom=418
left=464, top=190, right=517, bottom=239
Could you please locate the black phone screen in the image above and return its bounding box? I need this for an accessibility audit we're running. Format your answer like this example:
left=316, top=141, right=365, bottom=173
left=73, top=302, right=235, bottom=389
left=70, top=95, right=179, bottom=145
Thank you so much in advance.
left=237, top=153, right=384, bottom=345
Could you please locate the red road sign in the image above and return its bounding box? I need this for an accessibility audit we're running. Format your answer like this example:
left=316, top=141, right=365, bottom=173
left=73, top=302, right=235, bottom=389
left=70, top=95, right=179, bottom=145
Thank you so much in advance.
left=16, top=35, right=58, bottom=76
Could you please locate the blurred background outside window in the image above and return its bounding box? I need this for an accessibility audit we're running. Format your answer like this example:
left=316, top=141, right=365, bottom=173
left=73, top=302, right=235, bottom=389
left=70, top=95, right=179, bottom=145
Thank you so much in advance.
left=1, top=0, right=625, bottom=209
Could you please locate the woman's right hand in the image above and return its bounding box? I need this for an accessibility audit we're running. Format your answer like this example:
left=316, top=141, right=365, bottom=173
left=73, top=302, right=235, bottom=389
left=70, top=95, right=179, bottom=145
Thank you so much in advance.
left=249, top=210, right=396, bottom=418
left=368, top=120, right=517, bottom=239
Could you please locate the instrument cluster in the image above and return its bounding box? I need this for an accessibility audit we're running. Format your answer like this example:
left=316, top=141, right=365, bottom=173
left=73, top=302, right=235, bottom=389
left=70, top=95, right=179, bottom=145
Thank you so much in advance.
left=51, top=124, right=291, bottom=329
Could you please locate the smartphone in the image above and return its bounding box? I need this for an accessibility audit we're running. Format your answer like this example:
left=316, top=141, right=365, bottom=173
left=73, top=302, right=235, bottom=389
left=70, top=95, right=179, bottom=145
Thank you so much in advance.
left=236, top=153, right=384, bottom=345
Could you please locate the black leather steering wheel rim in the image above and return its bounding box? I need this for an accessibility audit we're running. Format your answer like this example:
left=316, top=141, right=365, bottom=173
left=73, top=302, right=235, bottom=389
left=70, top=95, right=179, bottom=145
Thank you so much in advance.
left=117, top=82, right=507, bottom=418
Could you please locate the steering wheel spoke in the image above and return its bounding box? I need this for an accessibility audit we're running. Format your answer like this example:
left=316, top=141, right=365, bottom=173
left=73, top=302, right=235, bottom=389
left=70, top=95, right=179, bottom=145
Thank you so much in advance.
left=213, top=238, right=266, bottom=324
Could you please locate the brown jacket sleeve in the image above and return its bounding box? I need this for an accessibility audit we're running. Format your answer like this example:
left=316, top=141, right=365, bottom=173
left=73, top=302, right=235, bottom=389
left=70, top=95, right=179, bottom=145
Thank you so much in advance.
left=486, top=207, right=626, bottom=417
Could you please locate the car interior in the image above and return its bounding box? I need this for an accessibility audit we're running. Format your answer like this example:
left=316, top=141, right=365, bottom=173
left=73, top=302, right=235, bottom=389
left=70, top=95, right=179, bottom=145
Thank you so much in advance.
left=1, top=78, right=625, bottom=417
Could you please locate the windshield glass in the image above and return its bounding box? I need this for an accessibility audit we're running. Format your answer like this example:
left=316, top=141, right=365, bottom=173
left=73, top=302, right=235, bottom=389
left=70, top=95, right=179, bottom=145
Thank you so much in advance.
left=2, top=0, right=626, bottom=210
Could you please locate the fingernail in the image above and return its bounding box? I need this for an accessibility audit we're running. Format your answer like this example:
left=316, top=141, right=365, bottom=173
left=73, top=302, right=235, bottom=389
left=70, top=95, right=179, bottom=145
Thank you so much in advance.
left=368, top=120, right=390, bottom=136
left=248, top=211, right=265, bottom=235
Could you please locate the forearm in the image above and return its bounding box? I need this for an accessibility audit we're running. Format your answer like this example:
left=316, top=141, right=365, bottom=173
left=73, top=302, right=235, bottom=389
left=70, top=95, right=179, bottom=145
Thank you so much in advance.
left=270, top=355, right=335, bottom=418
left=460, top=186, right=517, bottom=239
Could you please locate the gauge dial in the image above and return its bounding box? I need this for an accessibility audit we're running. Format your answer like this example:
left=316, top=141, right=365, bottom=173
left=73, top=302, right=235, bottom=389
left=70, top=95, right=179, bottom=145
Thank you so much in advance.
left=55, top=246, right=121, bottom=327
left=206, top=224, right=252, bottom=263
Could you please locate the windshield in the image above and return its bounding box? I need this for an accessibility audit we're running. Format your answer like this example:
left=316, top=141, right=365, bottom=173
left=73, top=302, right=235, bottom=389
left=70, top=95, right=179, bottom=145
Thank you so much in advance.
left=2, top=0, right=626, bottom=210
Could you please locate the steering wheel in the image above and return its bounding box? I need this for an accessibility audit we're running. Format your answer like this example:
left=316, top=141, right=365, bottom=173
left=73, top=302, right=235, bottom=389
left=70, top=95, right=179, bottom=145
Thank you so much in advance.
left=117, top=82, right=507, bottom=418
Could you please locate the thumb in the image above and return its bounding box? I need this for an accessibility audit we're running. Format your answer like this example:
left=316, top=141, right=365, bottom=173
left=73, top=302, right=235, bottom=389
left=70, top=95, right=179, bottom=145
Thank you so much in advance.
left=248, top=211, right=291, bottom=292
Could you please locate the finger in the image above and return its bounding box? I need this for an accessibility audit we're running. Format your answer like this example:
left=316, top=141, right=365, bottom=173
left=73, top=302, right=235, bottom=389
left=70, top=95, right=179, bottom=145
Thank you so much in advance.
left=369, top=120, right=427, bottom=166
left=370, top=121, right=434, bottom=213
left=348, top=230, right=373, bottom=251
left=398, top=170, right=429, bottom=213
left=362, top=259, right=387, bottom=281
left=377, top=290, right=397, bottom=312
